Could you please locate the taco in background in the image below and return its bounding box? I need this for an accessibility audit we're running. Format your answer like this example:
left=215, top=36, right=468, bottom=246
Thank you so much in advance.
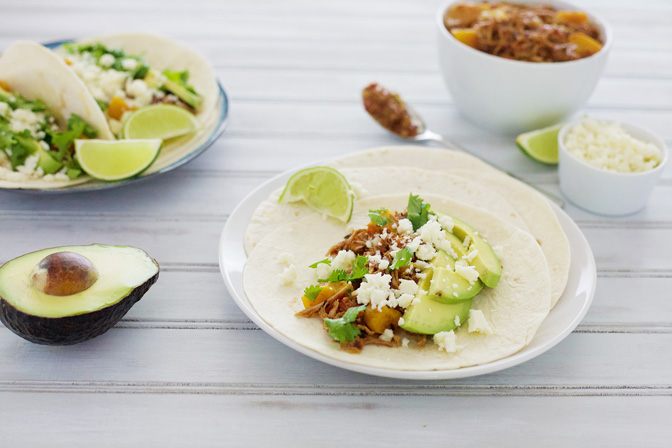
left=0, top=41, right=112, bottom=189
left=55, top=33, right=222, bottom=175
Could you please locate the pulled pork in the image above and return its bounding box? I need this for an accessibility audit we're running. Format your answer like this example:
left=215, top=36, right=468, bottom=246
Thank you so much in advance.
left=444, top=2, right=603, bottom=62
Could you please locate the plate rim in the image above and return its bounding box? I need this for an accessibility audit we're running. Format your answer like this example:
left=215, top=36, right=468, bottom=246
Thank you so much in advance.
left=218, top=162, right=597, bottom=380
left=1, top=39, right=229, bottom=195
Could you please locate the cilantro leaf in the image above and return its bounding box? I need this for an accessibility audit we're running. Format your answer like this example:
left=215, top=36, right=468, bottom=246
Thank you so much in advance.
left=390, top=247, right=414, bottom=270
left=318, top=256, right=369, bottom=283
left=349, top=255, right=369, bottom=281
left=309, top=258, right=331, bottom=268
left=0, top=91, right=47, bottom=112
left=131, top=64, right=150, bottom=80
left=319, top=269, right=347, bottom=283
left=407, top=193, right=430, bottom=231
left=368, top=208, right=392, bottom=227
left=324, top=305, right=366, bottom=343
left=303, top=285, right=323, bottom=301
left=47, top=114, right=97, bottom=161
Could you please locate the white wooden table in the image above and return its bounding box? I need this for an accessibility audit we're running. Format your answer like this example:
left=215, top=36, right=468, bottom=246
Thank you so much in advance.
left=1, top=0, right=671, bottom=445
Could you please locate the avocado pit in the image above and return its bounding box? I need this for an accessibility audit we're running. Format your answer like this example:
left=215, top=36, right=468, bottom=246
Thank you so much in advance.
left=30, top=251, right=99, bottom=296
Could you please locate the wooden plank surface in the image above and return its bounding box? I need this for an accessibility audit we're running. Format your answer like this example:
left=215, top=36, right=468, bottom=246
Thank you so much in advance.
left=0, top=0, right=670, bottom=445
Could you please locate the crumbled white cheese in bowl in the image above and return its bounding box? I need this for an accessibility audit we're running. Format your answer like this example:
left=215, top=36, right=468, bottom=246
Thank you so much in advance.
left=563, top=119, right=662, bottom=173
left=558, top=118, right=668, bottom=216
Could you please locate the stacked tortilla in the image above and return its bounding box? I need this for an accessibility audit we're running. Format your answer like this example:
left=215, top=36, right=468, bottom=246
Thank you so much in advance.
left=243, top=146, right=570, bottom=370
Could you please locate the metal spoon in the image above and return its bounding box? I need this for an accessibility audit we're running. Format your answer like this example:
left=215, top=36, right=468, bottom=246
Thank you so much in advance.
left=365, top=94, right=565, bottom=208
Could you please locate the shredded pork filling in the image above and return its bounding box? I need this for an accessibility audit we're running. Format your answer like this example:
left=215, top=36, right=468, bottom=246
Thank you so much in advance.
left=444, top=2, right=603, bottom=62
left=296, top=211, right=422, bottom=353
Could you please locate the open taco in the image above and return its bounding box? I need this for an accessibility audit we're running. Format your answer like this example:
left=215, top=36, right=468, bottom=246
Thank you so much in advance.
left=54, top=33, right=221, bottom=176
left=244, top=193, right=551, bottom=370
left=0, top=41, right=112, bottom=189
left=330, top=146, right=571, bottom=307
left=245, top=146, right=570, bottom=307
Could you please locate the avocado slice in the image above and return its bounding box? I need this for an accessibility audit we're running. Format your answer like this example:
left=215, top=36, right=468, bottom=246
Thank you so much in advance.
left=435, top=211, right=502, bottom=288
left=163, top=79, right=202, bottom=109
left=399, top=270, right=472, bottom=335
left=0, top=244, right=159, bottom=345
left=443, top=231, right=468, bottom=259
left=13, top=134, right=63, bottom=174
left=425, top=249, right=483, bottom=304
left=428, top=267, right=484, bottom=304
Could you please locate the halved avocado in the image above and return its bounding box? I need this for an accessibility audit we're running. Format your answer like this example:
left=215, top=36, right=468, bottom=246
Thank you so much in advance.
left=0, top=244, right=159, bottom=345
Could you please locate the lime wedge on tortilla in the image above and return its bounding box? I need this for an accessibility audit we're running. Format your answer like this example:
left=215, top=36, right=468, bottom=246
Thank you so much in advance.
left=279, top=167, right=354, bottom=223
left=75, top=139, right=162, bottom=181
left=516, top=123, right=564, bottom=164
left=121, top=104, right=199, bottom=140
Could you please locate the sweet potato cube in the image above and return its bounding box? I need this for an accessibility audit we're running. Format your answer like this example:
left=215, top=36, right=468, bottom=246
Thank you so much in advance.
left=446, top=3, right=490, bottom=27
left=364, top=305, right=402, bottom=334
left=451, top=28, right=479, bottom=49
left=569, top=32, right=602, bottom=56
left=107, top=96, right=131, bottom=120
left=556, top=11, right=588, bottom=25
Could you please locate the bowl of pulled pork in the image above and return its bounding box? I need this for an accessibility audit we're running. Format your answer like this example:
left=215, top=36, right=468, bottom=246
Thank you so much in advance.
left=436, top=0, right=612, bottom=134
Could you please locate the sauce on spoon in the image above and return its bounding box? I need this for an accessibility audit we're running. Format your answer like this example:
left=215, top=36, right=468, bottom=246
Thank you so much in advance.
left=362, top=83, right=420, bottom=138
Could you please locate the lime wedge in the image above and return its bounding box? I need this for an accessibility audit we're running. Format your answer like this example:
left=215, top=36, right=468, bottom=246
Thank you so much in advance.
left=75, top=139, right=162, bottom=181
left=279, top=167, right=354, bottom=223
left=516, top=122, right=564, bottom=164
left=121, top=104, right=199, bottom=140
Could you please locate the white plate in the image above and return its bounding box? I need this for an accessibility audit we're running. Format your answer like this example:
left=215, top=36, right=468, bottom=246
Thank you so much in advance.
left=218, top=168, right=597, bottom=380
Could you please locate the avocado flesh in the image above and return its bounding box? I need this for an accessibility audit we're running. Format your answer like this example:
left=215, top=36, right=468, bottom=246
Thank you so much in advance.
left=428, top=267, right=483, bottom=304
left=163, top=79, right=202, bottom=110
left=14, top=132, right=63, bottom=174
left=0, top=244, right=159, bottom=345
left=443, top=231, right=468, bottom=259
left=435, top=211, right=502, bottom=288
left=425, top=249, right=483, bottom=304
left=400, top=269, right=472, bottom=335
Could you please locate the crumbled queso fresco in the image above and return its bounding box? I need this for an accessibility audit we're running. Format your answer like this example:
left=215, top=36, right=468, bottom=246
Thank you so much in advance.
left=310, top=214, right=481, bottom=313
left=0, top=103, right=69, bottom=182
left=434, top=330, right=461, bottom=353
left=564, top=119, right=663, bottom=173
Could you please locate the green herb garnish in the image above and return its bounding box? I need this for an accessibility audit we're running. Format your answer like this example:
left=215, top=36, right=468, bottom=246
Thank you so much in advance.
left=303, top=285, right=323, bottom=301
left=0, top=91, right=47, bottom=113
left=309, top=258, right=331, bottom=268
left=408, top=193, right=430, bottom=231
left=390, top=247, right=414, bottom=270
left=349, top=255, right=369, bottom=280
left=318, top=255, right=369, bottom=283
left=368, top=208, right=392, bottom=227
left=0, top=128, right=35, bottom=170
left=324, top=305, right=366, bottom=343
left=321, top=269, right=347, bottom=283
left=47, top=114, right=97, bottom=162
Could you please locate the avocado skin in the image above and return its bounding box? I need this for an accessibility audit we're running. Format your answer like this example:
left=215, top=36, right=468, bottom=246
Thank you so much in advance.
left=0, top=271, right=158, bottom=346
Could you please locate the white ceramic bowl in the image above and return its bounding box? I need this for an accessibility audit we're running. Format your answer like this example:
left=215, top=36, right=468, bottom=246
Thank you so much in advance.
left=558, top=118, right=668, bottom=216
left=436, top=0, right=612, bottom=135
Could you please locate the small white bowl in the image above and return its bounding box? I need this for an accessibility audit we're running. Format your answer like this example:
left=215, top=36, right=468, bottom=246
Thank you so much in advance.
left=436, top=0, right=612, bottom=135
left=558, top=119, right=668, bottom=216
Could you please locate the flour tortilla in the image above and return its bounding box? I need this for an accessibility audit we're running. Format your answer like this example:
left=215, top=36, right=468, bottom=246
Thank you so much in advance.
left=329, top=146, right=570, bottom=306
left=0, top=41, right=112, bottom=190
left=244, top=166, right=530, bottom=254
left=64, top=33, right=222, bottom=177
left=244, top=194, right=551, bottom=371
